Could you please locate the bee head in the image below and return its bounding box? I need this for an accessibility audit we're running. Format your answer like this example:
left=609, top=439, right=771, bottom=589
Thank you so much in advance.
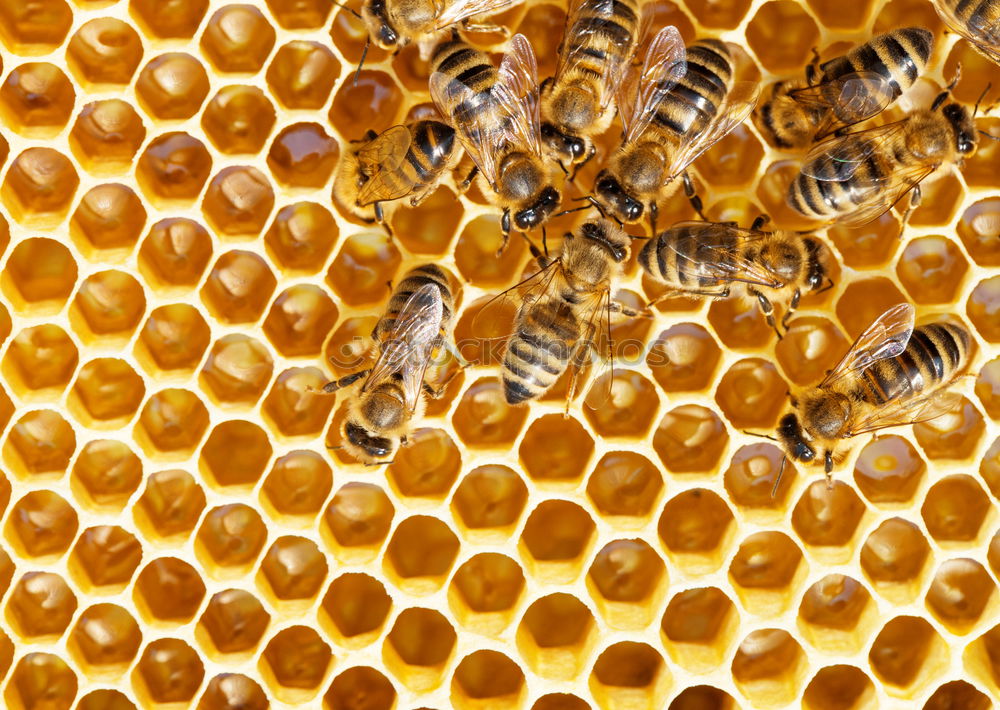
left=942, top=102, right=978, bottom=156
left=361, top=0, right=399, bottom=49
left=514, top=186, right=560, bottom=230
left=777, top=412, right=815, bottom=465
left=343, top=419, right=397, bottom=462
left=594, top=171, right=643, bottom=223
left=540, top=123, right=587, bottom=165
left=579, top=219, right=630, bottom=262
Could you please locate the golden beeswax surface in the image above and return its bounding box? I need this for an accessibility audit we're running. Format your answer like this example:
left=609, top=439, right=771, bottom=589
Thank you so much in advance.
left=0, top=0, right=997, bottom=709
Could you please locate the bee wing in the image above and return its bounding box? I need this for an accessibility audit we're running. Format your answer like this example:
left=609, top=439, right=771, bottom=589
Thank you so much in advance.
left=662, top=221, right=787, bottom=289
left=496, top=33, right=543, bottom=157
left=848, top=389, right=964, bottom=437
left=788, top=71, right=896, bottom=139
left=357, top=125, right=416, bottom=205
left=799, top=119, right=908, bottom=181
left=430, top=70, right=501, bottom=188
left=471, top=258, right=564, bottom=339
left=834, top=160, right=937, bottom=227
left=578, top=285, right=618, bottom=409
left=432, top=0, right=520, bottom=32
left=618, top=25, right=687, bottom=144
left=365, top=283, right=445, bottom=414
left=820, top=302, right=915, bottom=389
left=557, top=0, right=635, bottom=110
left=932, top=0, right=1000, bottom=65
left=664, top=80, right=760, bottom=181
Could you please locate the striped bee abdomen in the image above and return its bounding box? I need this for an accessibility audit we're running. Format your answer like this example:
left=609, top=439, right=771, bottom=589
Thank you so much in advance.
left=376, top=264, right=454, bottom=341
left=502, top=299, right=581, bottom=404
left=820, top=27, right=933, bottom=99
left=654, top=39, right=734, bottom=138
left=639, top=226, right=738, bottom=289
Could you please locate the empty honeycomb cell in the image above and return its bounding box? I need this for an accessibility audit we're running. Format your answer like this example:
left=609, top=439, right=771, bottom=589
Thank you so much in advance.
left=668, top=686, right=738, bottom=710
left=260, top=450, right=332, bottom=520
left=911, top=174, right=965, bottom=228
left=196, top=504, right=268, bottom=573
left=797, top=574, right=874, bottom=653
left=860, top=517, right=931, bottom=602
left=835, top=278, right=909, bottom=339
left=68, top=525, right=142, bottom=592
left=723, top=443, right=796, bottom=512
left=386, top=428, right=461, bottom=500
left=715, top=358, right=787, bottom=430
left=201, top=250, right=278, bottom=323
left=925, top=558, right=996, bottom=634
left=200, top=5, right=276, bottom=74
left=383, top=607, right=456, bottom=692
left=450, top=464, right=529, bottom=537
left=853, top=435, right=927, bottom=505
left=200, top=420, right=273, bottom=490
left=391, top=187, right=463, bottom=255
left=452, top=297, right=514, bottom=368
left=136, top=304, right=211, bottom=376
left=200, top=334, right=274, bottom=406
left=134, top=388, right=210, bottom=458
left=66, top=19, right=143, bottom=88
left=136, top=132, right=213, bottom=206
left=697, top=125, right=765, bottom=188
left=707, top=296, right=773, bottom=351
left=6, top=489, right=77, bottom=560
left=977, top=358, right=1000, bottom=418
left=968, top=276, right=1000, bottom=342
left=199, top=673, right=268, bottom=710
left=682, top=0, right=751, bottom=28
left=384, top=515, right=460, bottom=593
left=827, top=213, right=901, bottom=270
left=452, top=377, right=530, bottom=447
left=728, top=531, right=805, bottom=614
left=70, top=270, right=146, bottom=344
left=133, top=638, right=205, bottom=706
left=802, top=665, right=875, bottom=710
left=262, top=366, right=333, bottom=438
left=69, top=439, right=143, bottom=512
left=263, top=626, right=333, bottom=701
left=329, top=71, right=403, bottom=137
left=0, top=62, right=74, bottom=137
left=731, top=628, right=806, bottom=707
left=791, top=480, right=866, bottom=556
left=3, top=410, right=76, bottom=480
left=452, top=649, right=525, bottom=710
left=586, top=452, right=663, bottom=523
left=806, top=0, right=877, bottom=27
left=746, top=1, right=820, bottom=72
left=589, top=642, right=669, bottom=710
left=136, top=53, right=210, bottom=121
left=982, top=437, right=1000, bottom=498
left=5, top=653, right=77, bottom=710
left=921, top=474, right=991, bottom=543
left=896, top=236, right=968, bottom=304
left=77, top=689, right=135, bottom=710
left=202, top=86, right=277, bottom=155
left=267, top=122, right=339, bottom=189
left=519, top=414, right=595, bottom=483
left=70, top=184, right=147, bottom=261
left=68, top=603, right=142, bottom=677
left=587, top=539, right=665, bottom=628
left=925, top=681, right=992, bottom=710
left=197, top=589, right=270, bottom=657
left=448, top=553, right=523, bottom=637
left=652, top=405, right=729, bottom=474
left=453, top=216, right=530, bottom=287
left=774, top=316, right=849, bottom=387
left=914, top=397, right=985, bottom=460
left=658, top=489, right=734, bottom=573
left=266, top=41, right=341, bottom=109
left=7, top=571, right=78, bottom=640
left=2, top=324, right=78, bottom=397
left=134, top=557, right=206, bottom=624
left=324, top=667, right=396, bottom=710
left=264, top=202, right=338, bottom=274
left=520, top=500, right=595, bottom=582
left=583, top=371, right=659, bottom=439
left=203, top=166, right=275, bottom=237
left=259, top=535, right=328, bottom=602
left=869, top=616, right=945, bottom=693
left=137, top=217, right=213, bottom=290
left=661, top=587, right=737, bottom=672
left=327, top=232, right=401, bottom=307
left=262, top=285, right=338, bottom=358
left=3, top=238, right=77, bottom=313
left=646, top=323, right=722, bottom=393
left=130, top=0, right=208, bottom=38
left=321, top=572, right=392, bottom=647
left=517, top=592, right=596, bottom=680
left=322, top=482, right=395, bottom=561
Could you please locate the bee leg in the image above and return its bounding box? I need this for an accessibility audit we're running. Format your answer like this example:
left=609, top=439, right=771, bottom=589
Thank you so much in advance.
left=824, top=450, right=834, bottom=486
left=780, top=289, right=801, bottom=334
left=649, top=201, right=658, bottom=236
left=458, top=164, right=479, bottom=192
left=751, top=213, right=772, bottom=232
left=609, top=300, right=651, bottom=319
left=498, top=208, right=512, bottom=256
left=897, top=185, right=921, bottom=238
left=750, top=288, right=780, bottom=339
left=805, top=47, right=822, bottom=86
left=461, top=20, right=509, bottom=36
left=682, top=172, right=708, bottom=221
left=374, top=202, right=394, bottom=240
left=423, top=366, right=463, bottom=399
left=321, top=369, right=370, bottom=394
left=569, top=145, right=597, bottom=182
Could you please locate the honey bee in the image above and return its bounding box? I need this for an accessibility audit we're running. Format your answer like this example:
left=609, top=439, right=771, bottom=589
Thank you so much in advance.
left=754, top=27, right=933, bottom=150
left=539, top=0, right=647, bottom=173
left=591, top=29, right=759, bottom=233
left=933, top=0, right=1000, bottom=67
left=787, top=74, right=982, bottom=230
left=777, top=302, right=972, bottom=478
left=638, top=215, right=832, bottom=337
left=324, top=264, right=457, bottom=464
left=480, top=218, right=641, bottom=406
left=430, top=34, right=562, bottom=253
left=333, top=120, right=461, bottom=230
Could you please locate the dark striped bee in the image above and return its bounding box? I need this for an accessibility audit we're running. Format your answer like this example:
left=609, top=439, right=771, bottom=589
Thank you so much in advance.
left=430, top=34, right=562, bottom=253
left=638, top=215, right=832, bottom=337
left=933, top=0, right=1000, bottom=66
left=778, top=302, right=972, bottom=477
left=591, top=30, right=759, bottom=233
left=787, top=74, right=981, bottom=230
left=333, top=120, right=461, bottom=230
left=539, top=0, right=646, bottom=173
left=754, top=27, right=933, bottom=150
left=324, top=264, right=457, bottom=464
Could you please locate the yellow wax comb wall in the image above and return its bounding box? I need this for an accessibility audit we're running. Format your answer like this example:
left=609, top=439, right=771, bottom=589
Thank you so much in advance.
left=0, top=0, right=997, bottom=708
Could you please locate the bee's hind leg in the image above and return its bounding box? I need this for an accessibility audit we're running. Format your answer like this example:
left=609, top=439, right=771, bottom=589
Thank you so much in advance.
left=374, top=201, right=394, bottom=241
left=780, top=288, right=801, bottom=334
left=460, top=19, right=510, bottom=36
left=897, top=185, right=921, bottom=238
left=321, top=369, right=370, bottom=394
left=682, top=172, right=709, bottom=221
left=749, top=287, right=782, bottom=339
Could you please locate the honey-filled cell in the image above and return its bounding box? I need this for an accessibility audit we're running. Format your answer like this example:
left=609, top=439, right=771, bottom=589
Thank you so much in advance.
left=384, top=607, right=456, bottom=693
left=197, top=588, right=271, bottom=658
left=2, top=148, right=79, bottom=227
left=590, top=642, right=670, bottom=710
left=136, top=133, right=213, bottom=207
left=0, top=62, right=74, bottom=137
left=320, top=572, right=391, bottom=647
left=133, top=638, right=205, bottom=706
left=136, top=304, right=211, bottom=375
left=264, top=202, right=339, bottom=274
left=586, top=452, right=663, bottom=523
left=723, top=443, right=797, bottom=513
left=200, top=5, right=276, bottom=74
left=135, top=53, right=210, bottom=120
left=267, top=41, right=341, bottom=109
left=69, top=525, right=142, bottom=593
left=198, top=674, right=269, bottom=710
left=66, top=19, right=143, bottom=88
left=202, top=166, right=275, bottom=238
left=202, top=86, right=277, bottom=156
left=70, top=183, right=147, bottom=260
left=661, top=586, right=737, bottom=672
left=70, top=270, right=146, bottom=345
left=267, top=122, right=339, bottom=189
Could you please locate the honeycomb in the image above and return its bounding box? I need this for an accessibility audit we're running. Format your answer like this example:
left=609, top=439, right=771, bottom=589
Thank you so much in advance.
left=0, top=0, right=996, bottom=708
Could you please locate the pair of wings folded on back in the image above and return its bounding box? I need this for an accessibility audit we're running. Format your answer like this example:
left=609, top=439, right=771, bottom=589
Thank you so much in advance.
left=798, top=118, right=938, bottom=226
left=787, top=71, right=896, bottom=140
left=364, top=283, right=445, bottom=414
left=819, top=302, right=962, bottom=435
left=660, top=221, right=788, bottom=291
left=431, top=0, right=521, bottom=34
left=429, top=33, right=543, bottom=191
left=933, top=0, right=1000, bottom=66
left=356, top=125, right=415, bottom=205
left=616, top=26, right=760, bottom=184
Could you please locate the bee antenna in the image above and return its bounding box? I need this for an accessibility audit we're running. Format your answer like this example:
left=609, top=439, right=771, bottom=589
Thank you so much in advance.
left=770, top=456, right=787, bottom=498
left=325, top=444, right=343, bottom=450
left=586, top=195, right=611, bottom=220
left=333, top=0, right=363, bottom=19
left=354, top=36, right=371, bottom=86
left=742, top=429, right=778, bottom=442
left=552, top=204, right=593, bottom=218
left=978, top=129, right=1000, bottom=142
left=974, top=83, right=993, bottom=117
